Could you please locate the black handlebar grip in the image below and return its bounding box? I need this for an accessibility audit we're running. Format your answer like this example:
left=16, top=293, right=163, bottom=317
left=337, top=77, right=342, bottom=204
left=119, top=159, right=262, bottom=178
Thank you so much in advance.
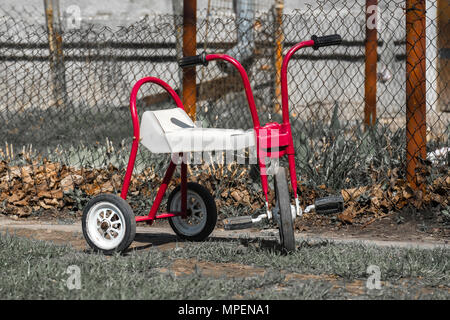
left=178, top=52, right=208, bottom=68
left=311, top=34, right=342, bottom=50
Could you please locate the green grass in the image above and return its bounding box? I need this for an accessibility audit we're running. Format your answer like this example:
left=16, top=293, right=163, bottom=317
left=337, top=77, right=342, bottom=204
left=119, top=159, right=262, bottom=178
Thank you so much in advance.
left=0, top=232, right=448, bottom=300
left=171, top=238, right=450, bottom=284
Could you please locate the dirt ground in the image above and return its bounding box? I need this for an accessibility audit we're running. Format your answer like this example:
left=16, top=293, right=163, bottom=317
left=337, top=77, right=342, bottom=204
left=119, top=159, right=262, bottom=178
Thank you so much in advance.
left=4, top=204, right=448, bottom=245
left=295, top=209, right=450, bottom=244
left=1, top=205, right=448, bottom=254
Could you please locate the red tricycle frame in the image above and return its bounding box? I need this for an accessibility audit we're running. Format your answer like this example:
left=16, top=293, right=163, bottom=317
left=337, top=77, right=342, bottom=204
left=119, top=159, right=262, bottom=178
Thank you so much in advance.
left=119, top=39, right=317, bottom=224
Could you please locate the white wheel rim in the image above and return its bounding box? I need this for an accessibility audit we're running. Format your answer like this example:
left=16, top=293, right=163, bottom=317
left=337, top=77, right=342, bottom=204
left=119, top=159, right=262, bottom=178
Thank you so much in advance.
left=86, top=202, right=127, bottom=250
left=170, top=190, right=207, bottom=237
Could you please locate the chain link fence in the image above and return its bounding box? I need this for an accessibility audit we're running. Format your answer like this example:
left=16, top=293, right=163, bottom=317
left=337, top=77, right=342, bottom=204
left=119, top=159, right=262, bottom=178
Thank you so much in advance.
left=0, top=0, right=448, bottom=221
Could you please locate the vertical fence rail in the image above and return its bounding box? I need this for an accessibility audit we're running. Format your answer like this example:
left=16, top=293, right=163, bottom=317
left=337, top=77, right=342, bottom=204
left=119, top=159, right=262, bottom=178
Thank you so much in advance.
left=182, top=0, right=197, bottom=120
left=364, top=0, right=378, bottom=128
left=44, top=0, right=66, bottom=108
left=436, top=0, right=450, bottom=112
left=406, top=0, right=427, bottom=189
left=173, top=0, right=184, bottom=97
left=273, top=0, right=284, bottom=115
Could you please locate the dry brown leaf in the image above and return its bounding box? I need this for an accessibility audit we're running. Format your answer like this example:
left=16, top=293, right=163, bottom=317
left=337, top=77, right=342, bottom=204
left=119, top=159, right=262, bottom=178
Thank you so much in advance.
left=371, top=184, right=384, bottom=198
left=8, top=192, right=25, bottom=203
left=37, top=190, right=53, bottom=199
left=231, top=190, right=242, bottom=202
left=111, top=174, right=122, bottom=189
left=0, top=161, right=6, bottom=173
left=50, top=189, right=63, bottom=199
left=22, top=173, right=33, bottom=184
left=341, top=186, right=367, bottom=202
left=13, top=197, right=30, bottom=206
left=371, top=196, right=381, bottom=208
left=39, top=200, right=53, bottom=210
left=402, top=185, right=415, bottom=199
left=39, top=201, right=54, bottom=209
left=60, top=174, right=83, bottom=193
left=83, top=184, right=101, bottom=196
left=43, top=198, right=59, bottom=206
left=8, top=167, right=21, bottom=179
left=43, top=162, right=60, bottom=173
left=431, top=193, right=442, bottom=203
left=337, top=207, right=355, bottom=224
left=100, top=181, right=114, bottom=193
left=0, top=180, right=9, bottom=190
left=16, top=206, right=32, bottom=217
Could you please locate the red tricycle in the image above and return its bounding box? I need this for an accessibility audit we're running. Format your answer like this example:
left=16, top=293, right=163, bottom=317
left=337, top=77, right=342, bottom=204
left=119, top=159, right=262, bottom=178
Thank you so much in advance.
left=82, top=34, right=343, bottom=254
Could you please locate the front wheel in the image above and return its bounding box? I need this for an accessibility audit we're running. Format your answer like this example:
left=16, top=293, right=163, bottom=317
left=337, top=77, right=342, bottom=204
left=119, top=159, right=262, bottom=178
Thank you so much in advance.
left=167, top=182, right=217, bottom=241
left=274, top=167, right=296, bottom=252
left=82, top=194, right=136, bottom=254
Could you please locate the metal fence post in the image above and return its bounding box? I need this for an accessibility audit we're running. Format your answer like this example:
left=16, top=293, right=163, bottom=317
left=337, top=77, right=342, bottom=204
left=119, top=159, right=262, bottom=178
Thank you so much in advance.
left=364, top=0, right=377, bottom=128
left=44, top=0, right=66, bottom=108
left=273, top=0, right=284, bottom=115
left=173, top=0, right=184, bottom=99
left=406, top=0, right=427, bottom=189
left=182, top=0, right=197, bottom=120
left=437, top=0, right=449, bottom=112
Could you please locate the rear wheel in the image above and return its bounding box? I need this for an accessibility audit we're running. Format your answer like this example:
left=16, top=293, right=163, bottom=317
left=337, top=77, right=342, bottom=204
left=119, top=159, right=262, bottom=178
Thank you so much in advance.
left=167, top=182, right=217, bottom=241
left=82, top=194, right=136, bottom=254
left=274, top=167, right=295, bottom=252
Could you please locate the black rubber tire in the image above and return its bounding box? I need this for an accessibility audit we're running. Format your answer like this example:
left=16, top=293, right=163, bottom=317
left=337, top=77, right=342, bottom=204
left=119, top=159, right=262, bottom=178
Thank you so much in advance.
left=274, top=167, right=296, bottom=252
left=82, top=194, right=136, bottom=255
left=167, top=182, right=217, bottom=241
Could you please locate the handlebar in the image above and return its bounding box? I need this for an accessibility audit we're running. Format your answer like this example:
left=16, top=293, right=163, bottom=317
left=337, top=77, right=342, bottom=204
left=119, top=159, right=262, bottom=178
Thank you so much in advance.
left=311, top=34, right=342, bottom=50
left=178, top=52, right=208, bottom=68
left=178, top=34, right=342, bottom=68
left=177, top=34, right=342, bottom=127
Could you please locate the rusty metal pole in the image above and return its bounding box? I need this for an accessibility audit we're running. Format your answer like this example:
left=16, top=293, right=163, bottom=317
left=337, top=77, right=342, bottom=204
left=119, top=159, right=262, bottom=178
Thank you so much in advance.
left=406, top=0, right=427, bottom=189
left=173, top=0, right=184, bottom=96
left=273, top=0, right=284, bottom=115
left=436, top=0, right=450, bottom=112
left=44, top=0, right=66, bottom=108
left=364, top=0, right=378, bottom=128
left=182, top=0, right=197, bottom=120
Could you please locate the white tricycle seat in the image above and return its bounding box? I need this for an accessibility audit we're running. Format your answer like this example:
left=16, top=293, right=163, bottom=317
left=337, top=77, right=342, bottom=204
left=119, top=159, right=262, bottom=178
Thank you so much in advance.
left=140, top=108, right=256, bottom=154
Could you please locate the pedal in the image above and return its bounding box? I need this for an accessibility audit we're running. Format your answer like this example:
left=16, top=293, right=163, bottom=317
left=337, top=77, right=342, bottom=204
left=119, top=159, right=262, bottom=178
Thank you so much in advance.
left=223, top=216, right=253, bottom=230
left=314, top=195, right=344, bottom=214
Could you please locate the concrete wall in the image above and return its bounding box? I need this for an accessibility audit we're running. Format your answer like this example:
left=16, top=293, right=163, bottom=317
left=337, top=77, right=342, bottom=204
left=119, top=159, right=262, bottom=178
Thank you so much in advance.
left=0, top=0, right=312, bottom=27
